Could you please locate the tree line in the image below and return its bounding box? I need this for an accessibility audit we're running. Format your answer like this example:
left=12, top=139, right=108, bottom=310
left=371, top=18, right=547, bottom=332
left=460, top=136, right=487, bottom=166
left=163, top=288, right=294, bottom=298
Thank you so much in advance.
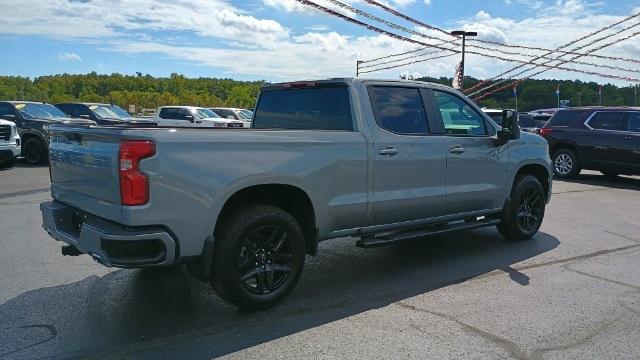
left=0, top=72, right=265, bottom=112
left=1, top=72, right=638, bottom=113
left=418, top=76, right=639, bottom=111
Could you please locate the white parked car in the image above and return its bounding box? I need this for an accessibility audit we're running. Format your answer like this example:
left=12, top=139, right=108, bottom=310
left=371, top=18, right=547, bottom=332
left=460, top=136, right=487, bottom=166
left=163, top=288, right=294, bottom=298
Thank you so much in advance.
left=0, top=119, right=21, bottom=168
left=155, top=106, right=245, bottom=128
left=210, top=107, right=253, bottom=128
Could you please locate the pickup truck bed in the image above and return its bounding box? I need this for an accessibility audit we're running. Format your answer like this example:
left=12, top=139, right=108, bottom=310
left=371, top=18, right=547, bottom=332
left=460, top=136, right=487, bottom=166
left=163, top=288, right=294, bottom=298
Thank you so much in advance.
left=42, top=78, right=552, bottom=309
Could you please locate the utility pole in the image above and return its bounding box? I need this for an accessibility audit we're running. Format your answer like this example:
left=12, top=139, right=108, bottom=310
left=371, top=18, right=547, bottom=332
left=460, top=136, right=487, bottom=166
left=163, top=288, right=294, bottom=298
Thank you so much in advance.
left=356, top=60, right=363, bottom=78
left=634, top=86, right=638, bottom=106
left=451, top=30, right=477, bottom=89
left=577, top=92, right=582, bottom=107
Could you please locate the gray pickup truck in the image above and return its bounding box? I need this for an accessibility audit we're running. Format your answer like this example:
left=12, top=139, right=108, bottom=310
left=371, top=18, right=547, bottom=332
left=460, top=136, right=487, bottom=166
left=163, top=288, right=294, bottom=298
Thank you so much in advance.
left=41, top=78, right=552, bottom=309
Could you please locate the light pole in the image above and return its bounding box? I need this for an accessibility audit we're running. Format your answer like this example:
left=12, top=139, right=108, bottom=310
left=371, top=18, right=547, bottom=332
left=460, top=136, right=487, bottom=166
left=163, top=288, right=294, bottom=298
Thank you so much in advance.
left=451, top=30, right=477, bottom=89
left=356, top=60, right=363, bottom=78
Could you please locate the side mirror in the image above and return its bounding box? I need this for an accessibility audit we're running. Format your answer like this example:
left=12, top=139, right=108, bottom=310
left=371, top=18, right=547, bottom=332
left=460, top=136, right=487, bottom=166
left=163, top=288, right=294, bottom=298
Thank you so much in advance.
left=79, top=114, right=91, bottom=119
left=2, top=114, right=16, bottom=121
left=184, top=115, right=194, bottom=122
left=498, top=110, right=521, bottom=141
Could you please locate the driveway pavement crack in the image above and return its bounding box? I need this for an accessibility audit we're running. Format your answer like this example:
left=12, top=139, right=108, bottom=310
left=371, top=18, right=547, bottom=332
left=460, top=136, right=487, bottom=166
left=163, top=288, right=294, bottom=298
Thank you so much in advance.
left=563, top=267, right=640, bottom=291
left=395, top=302, right=529, bottom=360
left=529, top=320, right=615, bottom=360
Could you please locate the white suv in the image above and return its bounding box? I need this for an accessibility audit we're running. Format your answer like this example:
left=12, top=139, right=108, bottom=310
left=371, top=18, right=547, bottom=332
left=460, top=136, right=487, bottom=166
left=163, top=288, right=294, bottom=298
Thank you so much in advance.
left=0, top=119, right=21, bottom=168
left=155, top=106, right=245, bottom=128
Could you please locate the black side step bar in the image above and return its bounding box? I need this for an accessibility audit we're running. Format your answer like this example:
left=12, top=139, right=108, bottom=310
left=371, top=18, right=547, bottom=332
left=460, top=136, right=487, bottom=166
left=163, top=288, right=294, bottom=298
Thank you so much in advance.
left=356, top=218, right=501, bottom=249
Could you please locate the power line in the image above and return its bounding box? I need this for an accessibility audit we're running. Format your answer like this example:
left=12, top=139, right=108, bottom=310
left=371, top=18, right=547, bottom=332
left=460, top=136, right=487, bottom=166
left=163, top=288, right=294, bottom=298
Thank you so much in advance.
left=360, top=47, right=453, bottom=70
left=365, top=0, right=640, bottom=67
left=360, top=53, right=458, bottom=74
left=466, top=43, right=640, bottom=75
left=468, top=39, right=640, bottom=65
left=466, top=12, right=640, bottom=93
left=295, top=0, right=640, bottom=83
left=469, top=22, right=640, bottom=97
left=473, top=29, right=640, bottom=101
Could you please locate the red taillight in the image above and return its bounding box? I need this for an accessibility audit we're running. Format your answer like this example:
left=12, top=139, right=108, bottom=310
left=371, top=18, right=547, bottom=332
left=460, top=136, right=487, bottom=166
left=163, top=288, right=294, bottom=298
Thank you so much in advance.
left=539, top=128, right=553, bottom=137
left=119, top=140, right=155, bottom=206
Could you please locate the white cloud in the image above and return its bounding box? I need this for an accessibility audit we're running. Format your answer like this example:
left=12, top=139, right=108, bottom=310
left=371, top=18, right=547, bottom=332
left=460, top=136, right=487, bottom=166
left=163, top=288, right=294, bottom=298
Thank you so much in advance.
left=57, top=52, right=82, bottom=62
left=0, top=0, right=638, bottom=85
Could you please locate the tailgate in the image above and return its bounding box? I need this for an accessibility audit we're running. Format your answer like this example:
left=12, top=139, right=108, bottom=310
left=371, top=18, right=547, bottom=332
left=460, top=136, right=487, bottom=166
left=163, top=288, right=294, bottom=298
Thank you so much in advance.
left=49, top=126, right=122, bottom=204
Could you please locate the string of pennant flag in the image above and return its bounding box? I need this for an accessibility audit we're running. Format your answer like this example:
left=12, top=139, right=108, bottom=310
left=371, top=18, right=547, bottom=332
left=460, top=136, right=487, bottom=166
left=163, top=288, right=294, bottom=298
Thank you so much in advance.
left=293, top=0, right=640, bottom=101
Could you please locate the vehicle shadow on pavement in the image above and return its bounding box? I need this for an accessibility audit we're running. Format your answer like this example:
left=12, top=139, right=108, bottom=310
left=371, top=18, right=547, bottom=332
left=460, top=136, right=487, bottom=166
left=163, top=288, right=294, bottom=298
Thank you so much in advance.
left=0, top=229, right=559, bottom=359
left=557, top=174, right=640, bottom=191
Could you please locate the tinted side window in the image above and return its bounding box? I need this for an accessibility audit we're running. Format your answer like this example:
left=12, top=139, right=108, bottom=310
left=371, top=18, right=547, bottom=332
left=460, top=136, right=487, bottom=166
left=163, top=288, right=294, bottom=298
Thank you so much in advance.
left=549, top=111, right=585, bottom=126
left=159, top=108, right=176, bottom=119
left=55, top=104, right=72, bottom=116
left=369, top=86, right=428, bottom=135
left=175, top=108, right=192, bottom=121
left=253, top=86, right=353, bottom=130
left=0, top=103, right=16, bottom=118
left=433, top=91, right=487, bottom=136
left=518, top=114, right=537, bottom=127
left=588, top=112, right=625, bottom=131
left=75, top=105, right=92, bottom=118
left=627, top=112, right=640, bottom=133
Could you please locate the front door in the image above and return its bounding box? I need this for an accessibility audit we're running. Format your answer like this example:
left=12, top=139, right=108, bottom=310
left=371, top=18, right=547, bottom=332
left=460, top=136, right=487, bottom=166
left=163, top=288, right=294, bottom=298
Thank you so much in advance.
left=430, top=90, right=508, bottom=215
left=367, top=85, right=447, bottom=225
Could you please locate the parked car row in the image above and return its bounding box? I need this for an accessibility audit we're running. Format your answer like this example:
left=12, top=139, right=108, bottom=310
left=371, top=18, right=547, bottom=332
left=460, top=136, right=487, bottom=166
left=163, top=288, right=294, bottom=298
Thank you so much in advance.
left=0, top=101, right=255, bottom=166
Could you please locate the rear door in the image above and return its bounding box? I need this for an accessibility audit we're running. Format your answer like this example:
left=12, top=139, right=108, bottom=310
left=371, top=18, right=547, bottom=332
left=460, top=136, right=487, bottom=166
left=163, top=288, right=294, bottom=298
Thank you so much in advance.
left=367, top=85, right=447, bottom=225
left=623, top=112, right=640, bottom=173
left=584, top=111, right=628, bottom=168
left=431, top=90, right=507, bottom=214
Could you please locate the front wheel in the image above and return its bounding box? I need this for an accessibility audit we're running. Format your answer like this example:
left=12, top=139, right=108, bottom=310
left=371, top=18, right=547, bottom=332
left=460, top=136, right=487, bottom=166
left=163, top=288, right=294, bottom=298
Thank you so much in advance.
left=22, top=138, right=47, bottom=165
left=210, top=205, right=306, bottom=310
left=498, top=175, right=546, bottom=241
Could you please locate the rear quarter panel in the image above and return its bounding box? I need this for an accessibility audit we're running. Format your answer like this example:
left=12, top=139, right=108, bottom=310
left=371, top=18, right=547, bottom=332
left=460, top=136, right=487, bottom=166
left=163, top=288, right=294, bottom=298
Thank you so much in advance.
left=125, top=128, right=369, bottom=257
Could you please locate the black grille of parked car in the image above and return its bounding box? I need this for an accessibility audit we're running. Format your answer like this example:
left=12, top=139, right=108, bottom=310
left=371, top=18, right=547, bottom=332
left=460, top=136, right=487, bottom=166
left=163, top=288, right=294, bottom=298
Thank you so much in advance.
left=227, top=123, right=243, bottom=128
left=0, top=125, right=11, bottom=141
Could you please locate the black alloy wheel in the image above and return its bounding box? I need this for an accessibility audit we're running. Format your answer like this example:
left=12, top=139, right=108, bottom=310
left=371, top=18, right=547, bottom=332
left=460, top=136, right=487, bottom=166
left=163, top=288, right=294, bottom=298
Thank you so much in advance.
left=516, top=184, right=544, bottom=232
left=238, top=225, right=294, bottom=295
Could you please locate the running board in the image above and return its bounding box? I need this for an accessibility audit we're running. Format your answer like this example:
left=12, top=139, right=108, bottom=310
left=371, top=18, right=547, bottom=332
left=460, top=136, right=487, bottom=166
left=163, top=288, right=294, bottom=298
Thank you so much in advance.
left=356, top=218, right=501, bottom=248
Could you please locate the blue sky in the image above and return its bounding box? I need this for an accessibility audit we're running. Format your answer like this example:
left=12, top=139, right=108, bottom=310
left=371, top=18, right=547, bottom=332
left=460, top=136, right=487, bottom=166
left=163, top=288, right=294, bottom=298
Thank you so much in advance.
left=0, top=0, right=639, bottom=84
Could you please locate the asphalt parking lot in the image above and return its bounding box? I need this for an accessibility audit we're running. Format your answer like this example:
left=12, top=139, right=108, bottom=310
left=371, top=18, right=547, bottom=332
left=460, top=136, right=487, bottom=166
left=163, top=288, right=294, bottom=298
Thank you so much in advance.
left=1, top=163, right=639, bottom=360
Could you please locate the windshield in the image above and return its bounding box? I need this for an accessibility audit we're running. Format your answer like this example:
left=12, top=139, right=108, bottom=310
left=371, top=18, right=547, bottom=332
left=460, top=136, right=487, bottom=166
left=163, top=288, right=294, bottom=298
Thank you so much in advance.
left=238, top=110, right=253, bottom=119
left=15, top=103, right=67, bottom=119
left=195, top=108, right=220, bottom=119
left=91, top=105, right=131, bottom=120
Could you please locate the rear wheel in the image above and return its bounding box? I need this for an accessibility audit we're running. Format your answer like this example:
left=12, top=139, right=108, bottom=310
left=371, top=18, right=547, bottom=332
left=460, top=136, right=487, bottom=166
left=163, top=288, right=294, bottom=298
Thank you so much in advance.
left=23, top=137, right=47, bottom=165
left=498, top=175, right=546, bottom=241
left=210, top=205, right=306, bottom=310
left=552, top=148, right=580, bottom=179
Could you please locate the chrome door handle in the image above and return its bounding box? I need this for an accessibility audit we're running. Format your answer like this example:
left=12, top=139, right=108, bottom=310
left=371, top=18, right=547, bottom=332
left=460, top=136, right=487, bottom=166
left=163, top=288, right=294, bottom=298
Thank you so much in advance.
left=379, top=147, right=399, bottom=156
left=449, top=146, right=465, bottom=154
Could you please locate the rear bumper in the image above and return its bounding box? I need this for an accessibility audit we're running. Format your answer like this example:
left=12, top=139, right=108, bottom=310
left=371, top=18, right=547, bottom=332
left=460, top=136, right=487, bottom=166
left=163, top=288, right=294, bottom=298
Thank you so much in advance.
left=40, top=200, right=177, bottom=267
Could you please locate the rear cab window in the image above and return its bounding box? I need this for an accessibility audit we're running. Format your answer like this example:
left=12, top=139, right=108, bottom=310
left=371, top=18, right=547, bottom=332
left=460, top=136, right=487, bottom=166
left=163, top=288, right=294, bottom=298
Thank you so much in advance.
left=368, top=86, right=430, bottom=135
left=253, top=84, right=353, bottom=131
